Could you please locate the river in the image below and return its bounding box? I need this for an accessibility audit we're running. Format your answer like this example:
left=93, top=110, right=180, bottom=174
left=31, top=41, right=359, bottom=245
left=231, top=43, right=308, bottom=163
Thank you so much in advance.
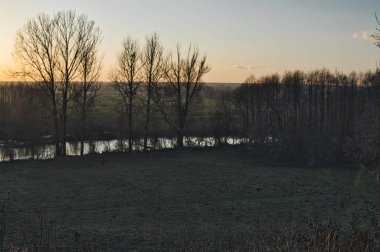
left=0, top=137, right=248, bottom=162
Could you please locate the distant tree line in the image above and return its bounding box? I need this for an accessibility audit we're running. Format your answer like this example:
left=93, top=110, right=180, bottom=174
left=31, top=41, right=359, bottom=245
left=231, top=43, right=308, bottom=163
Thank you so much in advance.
left=1, top=69, right=380, bottom=161
left=0, top=83, right=47, bottom=142
left=230, top=70, right=380, bottom=165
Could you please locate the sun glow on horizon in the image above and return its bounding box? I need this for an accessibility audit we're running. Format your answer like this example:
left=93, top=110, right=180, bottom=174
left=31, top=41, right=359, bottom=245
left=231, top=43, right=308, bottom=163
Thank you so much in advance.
left=0, top=0, right=379, bottom=83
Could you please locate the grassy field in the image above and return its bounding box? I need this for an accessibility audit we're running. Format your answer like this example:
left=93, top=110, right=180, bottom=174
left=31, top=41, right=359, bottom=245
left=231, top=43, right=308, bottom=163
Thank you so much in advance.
left=0, top=147, right=379, bottom=250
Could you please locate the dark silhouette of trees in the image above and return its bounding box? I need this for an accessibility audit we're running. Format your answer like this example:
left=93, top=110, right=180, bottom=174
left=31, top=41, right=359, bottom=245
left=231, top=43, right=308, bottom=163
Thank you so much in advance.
left=55, top=10, right=101, bottom=156
left=211, top=88, right=235, bottom=145
left=229, top=69, right=380, bottom=165
left=110, top=37, right=143, bottom=152
left=156, top=44, right=210, bottom=147
left=13, top=13, right=61, bottom=156
left=2, top=68, right=380, bottom=166
left=346, top=100, right=380, bottom=182
left=74, top=22, right=102, bottom=156
left=233, top=75, right=255, bottom=137
left=0, top=83, right=47, bottom=155
left=13, top=10, right=102, bottom=157
left=344, top=15, right=380, bottom=181
left=142, top=33, right=165, bottom=151
left=233, top=74, right=280, bottom=146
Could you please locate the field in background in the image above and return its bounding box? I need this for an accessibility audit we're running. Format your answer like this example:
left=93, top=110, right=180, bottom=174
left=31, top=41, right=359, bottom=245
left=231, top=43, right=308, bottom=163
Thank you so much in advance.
left=0, top=147, right=379, bottom=250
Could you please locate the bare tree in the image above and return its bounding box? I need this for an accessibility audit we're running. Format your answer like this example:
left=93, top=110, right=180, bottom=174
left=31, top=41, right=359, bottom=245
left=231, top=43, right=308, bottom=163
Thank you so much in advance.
left=214, top=88, right=235, bottom=144
left=55, top=10, right=101, bottom=156
left=233, top=75, right=256, bottom=138
left=211, top=89, right=235, bottom=145
left=13, top=13, right=61, bottom=156
left=74, top=22, right=102, bottom=156
left=110, top=37, right=142, bottom=152
left=14, top=11, right=102, bottom=157
left=157, top=44, right=210, bottom=147
left=142, top=33, right=165, bottom=151
left=373, top=13, right=380, bottom=49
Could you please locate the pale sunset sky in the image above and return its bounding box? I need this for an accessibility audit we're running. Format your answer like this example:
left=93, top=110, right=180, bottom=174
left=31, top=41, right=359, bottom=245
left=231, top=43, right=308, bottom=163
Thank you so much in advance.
left=0, top=0, right=379, bottom=83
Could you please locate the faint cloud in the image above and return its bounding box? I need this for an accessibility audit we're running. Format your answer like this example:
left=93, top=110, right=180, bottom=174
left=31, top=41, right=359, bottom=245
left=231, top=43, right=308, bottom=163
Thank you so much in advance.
left=352, top=31, right=373, bottom=41
left=230, top=64, right=277, bottom=77
left=232, top=64, right=266, bottom=70
left=233, top=65, right=247, bottom=70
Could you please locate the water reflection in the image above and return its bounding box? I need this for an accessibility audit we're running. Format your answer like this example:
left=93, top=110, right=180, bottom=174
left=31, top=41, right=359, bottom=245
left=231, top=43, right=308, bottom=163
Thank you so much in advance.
left=0, top=137, right=248, bottom=162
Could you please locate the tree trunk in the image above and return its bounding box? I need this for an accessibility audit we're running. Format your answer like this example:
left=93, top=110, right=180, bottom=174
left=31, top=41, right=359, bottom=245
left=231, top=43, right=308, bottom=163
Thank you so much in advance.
left=62, top=87, right=68, bottom=156
left=80, top=139, right=84, bottom=156
left=176, top=129, right=184, bottom=148
left=80, top=89, right=87, bottom=156
left=52, top=94, right=61, bottom=157
left=128, top=93, right=133, bottom=153
left=143, top=85, right=151, bottom=152
left=321, top=83, right=326, bottom=130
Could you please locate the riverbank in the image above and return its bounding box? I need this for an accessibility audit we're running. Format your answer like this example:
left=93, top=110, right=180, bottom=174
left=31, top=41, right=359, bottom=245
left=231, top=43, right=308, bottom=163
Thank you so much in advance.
left=0, top=147, right=379, bottom=250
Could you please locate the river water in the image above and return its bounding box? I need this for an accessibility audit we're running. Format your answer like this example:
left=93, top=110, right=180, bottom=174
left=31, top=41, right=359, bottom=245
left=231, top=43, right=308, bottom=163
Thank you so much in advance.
left=0, top=137, right=248, bottom=162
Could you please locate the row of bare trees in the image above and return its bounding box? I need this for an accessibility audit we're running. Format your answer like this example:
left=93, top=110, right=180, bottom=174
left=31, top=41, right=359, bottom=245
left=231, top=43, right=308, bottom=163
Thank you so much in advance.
left=227, top=69, right=380, bottom=163
left=12, top=11, right=210, bottom=156
left=110, top=34, right=210, bottom=151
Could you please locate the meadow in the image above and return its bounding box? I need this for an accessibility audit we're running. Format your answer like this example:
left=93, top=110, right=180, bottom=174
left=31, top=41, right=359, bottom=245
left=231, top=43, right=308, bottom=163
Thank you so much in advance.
left=0, top=147, right=379, bottom=250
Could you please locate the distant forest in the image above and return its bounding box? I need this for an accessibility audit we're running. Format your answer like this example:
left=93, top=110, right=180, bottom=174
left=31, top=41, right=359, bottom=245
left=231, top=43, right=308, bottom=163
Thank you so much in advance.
left=1, top=10, right=380, bottom=174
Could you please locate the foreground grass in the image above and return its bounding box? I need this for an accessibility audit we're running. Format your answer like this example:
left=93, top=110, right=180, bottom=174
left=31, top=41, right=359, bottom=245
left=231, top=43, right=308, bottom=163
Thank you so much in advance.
left=0, top=147, right=379, bottom=250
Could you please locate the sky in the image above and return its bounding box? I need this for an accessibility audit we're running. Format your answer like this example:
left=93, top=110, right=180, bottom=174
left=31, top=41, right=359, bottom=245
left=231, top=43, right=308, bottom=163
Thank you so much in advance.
left=0, top=0, right=379, bottom=83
